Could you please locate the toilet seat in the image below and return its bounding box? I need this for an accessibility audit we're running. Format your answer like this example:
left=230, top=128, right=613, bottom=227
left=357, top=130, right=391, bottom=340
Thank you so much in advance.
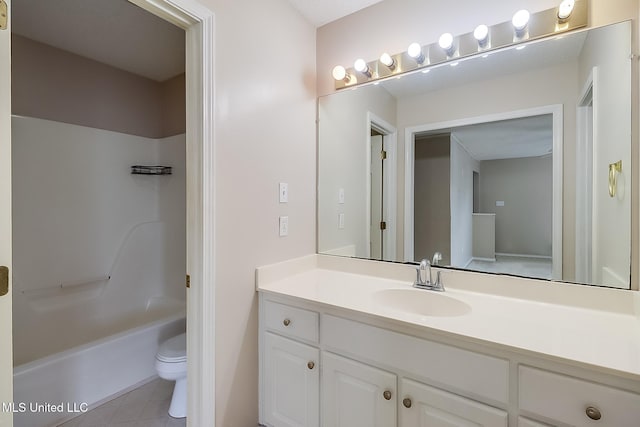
left=156, top=332, right=186, bottom=363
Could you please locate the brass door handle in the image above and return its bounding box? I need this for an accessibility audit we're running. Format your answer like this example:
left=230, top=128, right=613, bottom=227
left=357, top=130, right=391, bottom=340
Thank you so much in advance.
left=283, top=318, right=291, bottom=326
left=0, top=266, right=8, bottom=297
left=307, top=361, right=315, bottom=370
left=402, top=398, right=412, bottom=408
left=383, top=390, right=392, bottom=400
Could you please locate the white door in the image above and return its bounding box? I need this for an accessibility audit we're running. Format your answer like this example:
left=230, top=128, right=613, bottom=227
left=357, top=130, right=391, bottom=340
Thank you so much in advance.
left=398, top=378, right=507, bottom=427
left=0, top=1, right=13, bottom=426
left=264, top=333, right=319, bottom=427
left=322, top=352, right=396, bottom=427
left=370, top=134, right=383, bottom=260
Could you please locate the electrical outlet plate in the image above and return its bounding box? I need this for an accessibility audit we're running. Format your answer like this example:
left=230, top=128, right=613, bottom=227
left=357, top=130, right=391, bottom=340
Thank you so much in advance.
left=279, top=183, right=288, bottom=203
left=279, top=216, right=289, bottom=236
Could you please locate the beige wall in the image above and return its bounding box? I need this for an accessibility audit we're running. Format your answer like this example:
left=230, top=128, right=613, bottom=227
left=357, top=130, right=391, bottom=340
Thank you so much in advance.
left=414, top=135, right=450, bottom=263
left=479, top=156, right=553, bottom=257
left=12, top=35, right=184, bottom=138
left=190, top=0, right=317, bottom=426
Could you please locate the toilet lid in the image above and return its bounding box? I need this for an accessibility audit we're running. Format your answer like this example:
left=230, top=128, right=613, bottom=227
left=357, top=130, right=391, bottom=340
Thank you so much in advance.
left=157, top=332, right=186, bottom=362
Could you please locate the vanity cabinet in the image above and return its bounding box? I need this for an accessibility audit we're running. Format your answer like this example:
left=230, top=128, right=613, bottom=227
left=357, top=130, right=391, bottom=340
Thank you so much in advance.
left=322, top=352, right=396, bottom=427
left=259, top=293, right=640, bottom=427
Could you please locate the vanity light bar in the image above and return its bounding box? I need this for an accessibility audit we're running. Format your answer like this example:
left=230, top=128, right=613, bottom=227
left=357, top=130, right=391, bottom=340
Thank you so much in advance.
left=333, top=0, right=587, bottom=90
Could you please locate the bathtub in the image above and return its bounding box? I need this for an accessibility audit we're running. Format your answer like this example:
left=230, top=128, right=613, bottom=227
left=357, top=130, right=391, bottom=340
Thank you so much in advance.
left=13, top=297, right=185, bottom=427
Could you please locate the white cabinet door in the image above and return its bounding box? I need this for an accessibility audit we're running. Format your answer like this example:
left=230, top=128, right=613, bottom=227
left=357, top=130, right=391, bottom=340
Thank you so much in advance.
left=264, top=333, right=319, bottom=427
left=399, top=378, right=508, bottom=427
left=322, top=352, right=396, bottom=427
left=518, top=417, right=553, bottom=427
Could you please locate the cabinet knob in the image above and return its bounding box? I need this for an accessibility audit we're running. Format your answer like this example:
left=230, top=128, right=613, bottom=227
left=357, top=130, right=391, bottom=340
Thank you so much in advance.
left=283, top=318, right=291, bottom=326
left=383, top=390, right=392, bottom=401
left=586, top=406, right=602, bottom=420
left=307, top=361, right=315, bottom=370
left=402, top=398, right=412, bottom=408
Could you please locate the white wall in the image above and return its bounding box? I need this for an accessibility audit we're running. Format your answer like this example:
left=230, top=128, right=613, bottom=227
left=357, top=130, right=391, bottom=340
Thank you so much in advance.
left=578, top=22, right=632, bottom=287
left=11, top=116, right=186, bottom=364
left=318, top=85, right=396, bottom=257
left=189, top=1, right=317, bottom=425
left=450, top=137, right=479, bottom=267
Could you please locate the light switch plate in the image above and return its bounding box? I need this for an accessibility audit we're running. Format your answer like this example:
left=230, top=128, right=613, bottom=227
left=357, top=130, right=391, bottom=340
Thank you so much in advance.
left=338, top=213, right=345, bottom=229
left=496, top=200, right=505, bottom=207
left=279, top=216, right=289, bottom=236
left=338, top=188, right=345, bottom=204
left=279, top=183, right=288, bottom=203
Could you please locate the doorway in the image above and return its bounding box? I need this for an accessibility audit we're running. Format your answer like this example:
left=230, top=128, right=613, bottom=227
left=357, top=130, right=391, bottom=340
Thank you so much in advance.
left=1, top=0, right=215, bottom=426
left=404, top=106, right=563, bottom=281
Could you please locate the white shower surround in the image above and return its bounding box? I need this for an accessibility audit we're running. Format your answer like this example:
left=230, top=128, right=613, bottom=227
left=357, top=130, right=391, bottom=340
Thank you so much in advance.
left=11, top=116, right=186, bottom=426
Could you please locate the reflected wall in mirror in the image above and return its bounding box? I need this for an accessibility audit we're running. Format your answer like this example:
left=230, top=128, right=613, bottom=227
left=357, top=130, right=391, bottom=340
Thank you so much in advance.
left=317, top=21, right=631, bottom=289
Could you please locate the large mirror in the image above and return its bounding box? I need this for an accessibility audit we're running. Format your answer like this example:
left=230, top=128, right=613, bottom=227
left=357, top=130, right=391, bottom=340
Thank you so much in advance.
left=318, top=21, right=632, bottom=289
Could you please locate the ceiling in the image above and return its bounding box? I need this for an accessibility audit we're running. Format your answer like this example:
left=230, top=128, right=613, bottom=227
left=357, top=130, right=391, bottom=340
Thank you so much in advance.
left=10, top=0, right=377, bottom=82
left=286, top=0, right=384, bottom=27
left=417, top=115, right=553, bottom=161
left=12, top=0, right=185, bottom=82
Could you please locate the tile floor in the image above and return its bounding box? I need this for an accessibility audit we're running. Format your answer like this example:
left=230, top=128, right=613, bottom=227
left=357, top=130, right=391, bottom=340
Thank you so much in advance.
left=466, top=255, right=552, bottom=280
left=58, top=378, right=185, bottom=427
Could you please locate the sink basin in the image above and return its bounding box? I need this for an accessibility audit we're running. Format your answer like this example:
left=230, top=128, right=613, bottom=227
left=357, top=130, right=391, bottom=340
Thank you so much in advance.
left=373, top=288, right=471, bottom=317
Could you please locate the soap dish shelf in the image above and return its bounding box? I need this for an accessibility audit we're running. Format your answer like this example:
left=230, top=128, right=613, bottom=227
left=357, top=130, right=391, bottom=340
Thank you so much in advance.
left=131, top=165, right=172, bottom=175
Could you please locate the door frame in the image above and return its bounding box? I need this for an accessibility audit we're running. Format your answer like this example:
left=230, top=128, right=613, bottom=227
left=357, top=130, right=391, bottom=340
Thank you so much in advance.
left=404, top=105, right=563, bottom=281
left=366, top=112, right=397, bottom=260
left=128, top=1, right=215, bottom=425
left=576, top=68, right=597, bottom=284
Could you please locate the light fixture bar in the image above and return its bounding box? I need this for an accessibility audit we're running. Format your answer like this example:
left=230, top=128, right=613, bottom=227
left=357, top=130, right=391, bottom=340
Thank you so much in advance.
left=333, top=0, right=587, bottom=89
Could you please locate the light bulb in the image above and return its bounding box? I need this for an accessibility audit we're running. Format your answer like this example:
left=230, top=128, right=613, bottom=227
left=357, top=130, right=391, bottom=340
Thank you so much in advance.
left=332, top=65, right=347, bottom=81
left=407, top=42, right=425, bottom=64
left=438, top=33, right=454, bottom=51
left=354, top=59, right=372, bottom=77
left=512, top=9, right=530, bottom=32
left=557, top=0, right=575, bottom=20
left=380, top=52, right=395, bottom=69
left=354, top=59, right=367, bottom=72
left=474, top=25, right=489, bottom=45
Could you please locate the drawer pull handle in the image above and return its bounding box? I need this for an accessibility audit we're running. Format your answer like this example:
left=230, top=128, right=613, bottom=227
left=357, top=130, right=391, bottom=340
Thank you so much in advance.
left=283, top=318, right=291, bottom=327
left=383, top=390, right=392, bottom=401
left=307, top=361, right=315, bottom=370
left=586, top=406, right=602, bottom=420
left=402, top=398, right=412, bottom=408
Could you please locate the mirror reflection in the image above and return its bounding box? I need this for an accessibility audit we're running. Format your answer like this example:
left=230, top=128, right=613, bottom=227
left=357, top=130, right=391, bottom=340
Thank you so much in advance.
left=317, top=21, right=631, bottom=289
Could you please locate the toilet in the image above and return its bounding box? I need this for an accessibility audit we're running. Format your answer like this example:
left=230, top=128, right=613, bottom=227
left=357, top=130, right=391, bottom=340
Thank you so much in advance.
left=155, top=333, right=187, bottom=418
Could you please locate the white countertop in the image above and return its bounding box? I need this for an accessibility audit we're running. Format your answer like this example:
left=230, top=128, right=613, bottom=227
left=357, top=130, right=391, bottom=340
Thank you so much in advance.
left=256, top=254, right=640, bottom=380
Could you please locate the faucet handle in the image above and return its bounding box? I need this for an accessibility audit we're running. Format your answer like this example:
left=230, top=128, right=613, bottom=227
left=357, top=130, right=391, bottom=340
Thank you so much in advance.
left=434, top=270, right=445, bottom=291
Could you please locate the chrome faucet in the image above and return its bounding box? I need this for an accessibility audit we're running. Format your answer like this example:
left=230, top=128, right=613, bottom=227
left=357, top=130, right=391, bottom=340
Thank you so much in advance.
left=413, top=259, right=445, bottom=291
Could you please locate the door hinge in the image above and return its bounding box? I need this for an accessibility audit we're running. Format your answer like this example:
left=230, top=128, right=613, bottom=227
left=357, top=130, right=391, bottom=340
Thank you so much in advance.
left=186, top=274, right=191, bottom=289
left=380, top=221, right=387, bottom=230
left=0, top=0, right=7, bottom=31
left=380, top=150, right=387, bottom=160
left=0, top=266, right=8, bottom=296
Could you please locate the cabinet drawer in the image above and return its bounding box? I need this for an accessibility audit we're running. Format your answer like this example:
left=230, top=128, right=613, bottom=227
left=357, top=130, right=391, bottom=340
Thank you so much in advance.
left=264, top=300, right=319, bottom=343
left=323, top=315, right=509, bottom=404
left=519, top=366, right=640, bottom=426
